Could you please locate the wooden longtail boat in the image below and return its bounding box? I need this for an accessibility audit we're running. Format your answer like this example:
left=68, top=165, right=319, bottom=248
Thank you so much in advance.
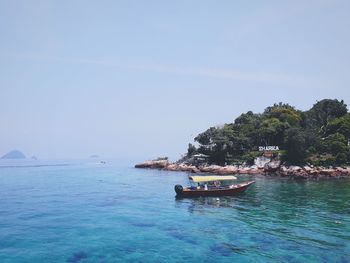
left=174, top=175, right=255, bottom=198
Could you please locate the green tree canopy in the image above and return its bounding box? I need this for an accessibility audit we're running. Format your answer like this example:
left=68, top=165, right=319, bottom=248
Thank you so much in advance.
left=325, top=113, right=350, bottom=138
left=187, top=99, right=350, bottom=166
left=284, top=128, right=307, bottom=164
left=263, top=103, right=301, bottom=126
left=305, top=99, right=347, bottom=132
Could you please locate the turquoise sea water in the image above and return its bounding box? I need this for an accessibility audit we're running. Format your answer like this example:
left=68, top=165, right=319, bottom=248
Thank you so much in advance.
left=0, top=159, right=350, bottom=263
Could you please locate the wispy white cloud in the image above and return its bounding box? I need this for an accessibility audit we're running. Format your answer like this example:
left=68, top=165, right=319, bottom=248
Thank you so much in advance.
left=129, top=63, right=305, bottom=84
left=2, top=52, right=307, bottom=85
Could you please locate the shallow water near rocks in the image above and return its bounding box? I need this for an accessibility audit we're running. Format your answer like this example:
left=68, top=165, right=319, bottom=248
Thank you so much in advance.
left=0, top=159, right=349, bottom=262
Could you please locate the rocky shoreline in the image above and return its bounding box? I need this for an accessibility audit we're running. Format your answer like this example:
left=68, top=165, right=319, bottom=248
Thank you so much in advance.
left=135, top=159, right=350, bottom=179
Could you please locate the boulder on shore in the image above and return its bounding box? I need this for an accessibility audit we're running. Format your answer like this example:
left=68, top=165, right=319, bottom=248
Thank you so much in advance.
left=264, top=161, right=281, bottom=173
left=135, top=158, right=350, bottom=179
left=135, top=159, right=169, bottom=169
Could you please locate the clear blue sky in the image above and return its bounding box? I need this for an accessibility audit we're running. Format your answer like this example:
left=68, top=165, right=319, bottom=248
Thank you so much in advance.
left=1, top=0, right=349, bottom=160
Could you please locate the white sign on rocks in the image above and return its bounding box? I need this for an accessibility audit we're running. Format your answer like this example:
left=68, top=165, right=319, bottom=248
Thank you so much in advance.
left=259, top=146, right=279, bottom=151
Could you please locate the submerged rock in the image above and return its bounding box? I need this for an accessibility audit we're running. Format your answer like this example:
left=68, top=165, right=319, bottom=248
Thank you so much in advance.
left=67, top=251, right=88, bottom=263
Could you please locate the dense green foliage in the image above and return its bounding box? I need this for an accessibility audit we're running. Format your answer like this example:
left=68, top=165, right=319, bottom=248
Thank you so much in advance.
left=186, top=99, right=350, bottom=166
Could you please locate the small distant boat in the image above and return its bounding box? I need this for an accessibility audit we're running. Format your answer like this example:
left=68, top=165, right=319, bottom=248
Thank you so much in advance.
left=174, top=175, right=255, bottom=198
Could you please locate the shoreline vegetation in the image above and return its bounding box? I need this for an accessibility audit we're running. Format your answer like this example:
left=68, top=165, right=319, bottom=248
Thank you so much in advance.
left=136, top=99, right=350, bottom=179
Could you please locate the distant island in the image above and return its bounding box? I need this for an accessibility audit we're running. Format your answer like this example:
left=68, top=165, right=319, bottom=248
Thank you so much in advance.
left=136, top=99, right=350, bottom=178
left=89, top=155, right=100, bottom=158
left=1, top=150, right=26, bottom=159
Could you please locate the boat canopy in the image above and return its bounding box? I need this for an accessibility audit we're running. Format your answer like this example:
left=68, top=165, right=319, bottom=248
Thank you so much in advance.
left=189, top=175, right=237, bottom=183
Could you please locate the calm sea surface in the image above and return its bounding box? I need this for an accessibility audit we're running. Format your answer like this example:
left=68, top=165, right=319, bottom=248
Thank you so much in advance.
left=0, top=159, right=349, bottom=263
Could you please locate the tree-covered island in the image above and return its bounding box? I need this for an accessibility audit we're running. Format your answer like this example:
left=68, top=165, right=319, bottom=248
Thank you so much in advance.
left=136, top=99, right=350, bottom=178
left=187, top=98, right=350, bottom=166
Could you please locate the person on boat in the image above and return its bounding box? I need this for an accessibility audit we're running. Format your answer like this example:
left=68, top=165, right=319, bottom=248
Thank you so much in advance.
left=214, top=181, right=221, bottom=188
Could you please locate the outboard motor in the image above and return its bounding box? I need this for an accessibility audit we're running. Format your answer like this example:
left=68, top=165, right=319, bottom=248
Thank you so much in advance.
left=174, top=184, right=183, bottom=195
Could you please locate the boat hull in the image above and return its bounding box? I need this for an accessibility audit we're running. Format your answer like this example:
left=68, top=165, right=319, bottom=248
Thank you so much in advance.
left=175, top=181, right=255, bottom=198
